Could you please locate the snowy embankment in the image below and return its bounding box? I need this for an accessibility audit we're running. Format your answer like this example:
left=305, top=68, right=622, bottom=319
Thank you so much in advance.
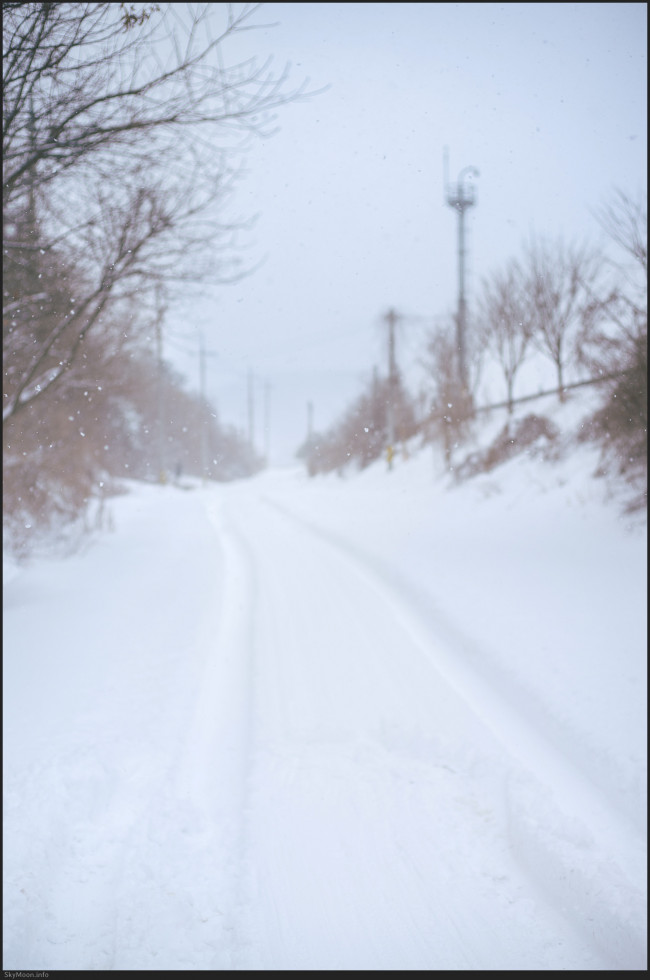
left=3, top=410, right=647, bottom=970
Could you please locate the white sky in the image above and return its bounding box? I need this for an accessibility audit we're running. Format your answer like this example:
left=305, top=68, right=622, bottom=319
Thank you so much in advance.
left=162, top=2, right=647, bottom=462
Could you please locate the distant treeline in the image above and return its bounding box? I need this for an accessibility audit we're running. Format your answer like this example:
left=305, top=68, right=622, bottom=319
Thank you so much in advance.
left=3, top=3, right=305, bottom=555
left=299, top=194, right=646, bottom=512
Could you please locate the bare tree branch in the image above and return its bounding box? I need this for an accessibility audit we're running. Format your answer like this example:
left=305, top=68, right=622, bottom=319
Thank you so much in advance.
left=3, top=2, right=317, bottom=427
left=475, top=259, right=533, bottom=414
left=523, top=236, right=604, bottom=399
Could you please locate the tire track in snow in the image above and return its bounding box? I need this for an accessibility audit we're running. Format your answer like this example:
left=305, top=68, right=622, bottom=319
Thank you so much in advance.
left=3, top=489, right=240, bottom=971
left=175, top=496, right=256, bottom=823
left=153, top=493, right=259, bottom=967
left=256, top=492, right=647, bottom=970
left=3, top=487, right=263, bottom=971
left=214, top=486, right=621, bottom=970
left=43, top=493, right=260, bottom=971
left=100, top=494, right=259, bottom=970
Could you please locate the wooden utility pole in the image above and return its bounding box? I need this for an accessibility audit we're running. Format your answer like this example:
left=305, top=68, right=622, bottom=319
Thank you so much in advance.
left=385, top=307, right=400, bottom=468
left=199, top=333, right=207, bottom=484
left=247, top=369, right=255, bottom=452
left=264, top=381, right=271, bottom=463
left=197, top=334, right=218, bottom=483
left=155, top=285, right=166, bottom=484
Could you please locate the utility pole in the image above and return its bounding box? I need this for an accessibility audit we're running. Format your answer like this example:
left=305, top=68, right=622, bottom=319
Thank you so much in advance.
left=264, top=380, right=271, bottom=464
left=199, top=332, right=208, bottom=484
left=247, top=368, right=255, bottom=453
left=192, top=334, right=219, bottom=484
left=444, top=148, right=479, bottom=394
left=155, top=285, right=167, bottom=484
left=385, top=307, right=400, bottom=468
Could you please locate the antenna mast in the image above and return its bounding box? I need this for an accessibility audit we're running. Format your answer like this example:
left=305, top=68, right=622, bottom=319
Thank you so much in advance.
left=444, top=149, right=479, bottom=393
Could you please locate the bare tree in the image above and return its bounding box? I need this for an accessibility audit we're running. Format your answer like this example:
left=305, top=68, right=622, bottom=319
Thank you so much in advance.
left=594, top=187, right=647, bottom=276
left=3, top=3, right=315, bottom=550
left=578, top=189, right=647, bottom=504
left=579, top=188, right=647, bottom=373
left=476, top=258, right=533, bottom=415
left=302, top=370, right=417, bottom=477
left=3, top=3, right=311, bottom=204
left=423, top=320, right=474, bottom=467
left=524, top=236, right=604, bottom=400
left=3, top=3, right=313, bottom=423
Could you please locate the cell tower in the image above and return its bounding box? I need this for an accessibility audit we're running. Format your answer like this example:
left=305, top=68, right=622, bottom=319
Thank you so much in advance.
left=444, top=148, right=479, bottom=393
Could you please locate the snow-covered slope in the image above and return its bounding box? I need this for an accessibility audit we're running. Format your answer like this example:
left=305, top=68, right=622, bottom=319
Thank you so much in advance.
left=3, top=394, right=647, bottom=970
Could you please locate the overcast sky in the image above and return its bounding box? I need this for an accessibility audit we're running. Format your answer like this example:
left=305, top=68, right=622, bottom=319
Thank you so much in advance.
left=163, top=2, right=647, bottom=465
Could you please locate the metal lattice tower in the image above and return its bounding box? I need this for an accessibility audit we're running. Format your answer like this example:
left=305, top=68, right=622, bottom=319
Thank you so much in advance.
left=444, top=149, right=479, bottom=392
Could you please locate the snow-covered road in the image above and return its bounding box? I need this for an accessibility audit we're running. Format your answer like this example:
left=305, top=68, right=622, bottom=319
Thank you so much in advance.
left=3, top=463, right=647, bottom=970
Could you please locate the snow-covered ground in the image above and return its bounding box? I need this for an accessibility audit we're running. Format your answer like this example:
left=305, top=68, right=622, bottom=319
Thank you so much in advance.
left=3, top=399, right=647, bottom=970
